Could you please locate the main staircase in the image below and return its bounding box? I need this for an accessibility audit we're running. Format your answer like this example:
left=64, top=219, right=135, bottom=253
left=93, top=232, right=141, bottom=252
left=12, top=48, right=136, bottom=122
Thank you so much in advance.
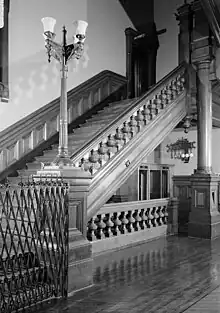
left=0, top=63, right=186, bottom=312
left=2, top=63, right=186, bottom=219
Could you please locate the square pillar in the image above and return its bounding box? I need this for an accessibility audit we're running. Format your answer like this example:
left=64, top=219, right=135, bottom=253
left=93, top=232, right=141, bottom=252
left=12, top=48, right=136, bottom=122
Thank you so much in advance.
left=188, top=173, right=220, bottom=239
left=35, top=166, right=93, bottom=295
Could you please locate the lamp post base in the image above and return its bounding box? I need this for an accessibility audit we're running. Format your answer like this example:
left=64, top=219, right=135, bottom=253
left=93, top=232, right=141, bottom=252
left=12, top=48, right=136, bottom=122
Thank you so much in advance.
left=51, top=154, right=74, bottom=168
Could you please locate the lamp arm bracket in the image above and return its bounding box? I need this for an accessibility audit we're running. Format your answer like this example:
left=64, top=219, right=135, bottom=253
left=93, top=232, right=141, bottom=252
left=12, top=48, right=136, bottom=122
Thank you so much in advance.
left=46, top=39, right=63, bottom=63
left=65, top=42, right=84, bottom=63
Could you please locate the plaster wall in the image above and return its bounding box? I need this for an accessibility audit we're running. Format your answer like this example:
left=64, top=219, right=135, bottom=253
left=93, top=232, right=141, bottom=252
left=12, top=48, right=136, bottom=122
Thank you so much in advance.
left=0, top=0, right=134, bottom=131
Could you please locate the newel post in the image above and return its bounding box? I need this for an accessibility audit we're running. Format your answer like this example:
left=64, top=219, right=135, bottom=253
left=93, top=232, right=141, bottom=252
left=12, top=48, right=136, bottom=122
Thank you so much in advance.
left=36, top=167, right=93, bottom=295
left=66, top=168, right=93, bottom=295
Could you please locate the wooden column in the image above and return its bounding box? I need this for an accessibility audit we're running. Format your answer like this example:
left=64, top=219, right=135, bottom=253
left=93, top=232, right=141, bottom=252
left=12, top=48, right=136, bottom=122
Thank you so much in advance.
left=196, top=60, right=212, bottom=174
left=188, top=0, right=220, bottom=239
left=146, top=47, right=157, bottom=89
left=0, top=0, right=9, bottom=87
left=125, top=28, right=137, bottom=99
left=177, top=2, right=193, bottom=65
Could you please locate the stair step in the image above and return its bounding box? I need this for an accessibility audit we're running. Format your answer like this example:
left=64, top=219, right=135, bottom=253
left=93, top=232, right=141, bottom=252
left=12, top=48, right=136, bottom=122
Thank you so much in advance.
left=98, top=106, right=125, bottom=114
left=15, top=169, right=38, bottom=178
left=89, top=116, right=115, bottom=123
left=35, top=156, right=56, bottom=162
left=91, top=112, right=118, bottom=119
left=70, top=133, right=95, bottom=140
left=73, top=128, right=100, bottom=136
left=108, top=99, right=132, bottom=108
left=26, top=160, right=42, bottom=170
left=84, top=120, right=109, bottom=126
left=77, top=122, right=107, bottom=130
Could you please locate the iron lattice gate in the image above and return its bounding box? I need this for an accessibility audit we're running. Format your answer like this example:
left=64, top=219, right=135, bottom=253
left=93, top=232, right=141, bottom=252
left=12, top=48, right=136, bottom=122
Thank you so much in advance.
left=0, top=178, right=69, bottom=312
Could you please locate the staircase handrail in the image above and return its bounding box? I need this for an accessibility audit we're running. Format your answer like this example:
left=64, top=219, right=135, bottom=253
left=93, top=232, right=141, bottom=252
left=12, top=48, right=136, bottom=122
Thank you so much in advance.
left=71, top=62, right=186, bottom=166
left=0, top=70, right=126, bottom=173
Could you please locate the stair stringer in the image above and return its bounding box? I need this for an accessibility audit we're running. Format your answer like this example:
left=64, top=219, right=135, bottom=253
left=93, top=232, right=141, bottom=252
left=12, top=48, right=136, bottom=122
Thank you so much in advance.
left=87, top=91, right=186, bottom=220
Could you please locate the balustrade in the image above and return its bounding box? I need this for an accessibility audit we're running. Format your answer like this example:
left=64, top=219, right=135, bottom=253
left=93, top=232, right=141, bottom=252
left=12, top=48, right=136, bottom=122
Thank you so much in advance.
left=87, top=199, right=171, bottom=242
left=73, top=65, right=186, bottom=175
left=0, top=70, right=126, bottom=179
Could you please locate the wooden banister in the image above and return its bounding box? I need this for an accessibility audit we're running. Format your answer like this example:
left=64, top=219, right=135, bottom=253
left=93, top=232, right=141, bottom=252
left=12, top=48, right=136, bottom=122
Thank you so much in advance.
left=0, top=70, right=126, bottom=175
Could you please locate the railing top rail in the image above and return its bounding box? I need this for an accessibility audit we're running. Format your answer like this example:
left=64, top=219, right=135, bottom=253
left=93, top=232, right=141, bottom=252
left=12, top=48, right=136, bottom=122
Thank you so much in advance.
left=0, top=70, right=126, bottom=149
left=97, top=198, right=170, bottom=215
left=71, top=63, right=186, bottom=163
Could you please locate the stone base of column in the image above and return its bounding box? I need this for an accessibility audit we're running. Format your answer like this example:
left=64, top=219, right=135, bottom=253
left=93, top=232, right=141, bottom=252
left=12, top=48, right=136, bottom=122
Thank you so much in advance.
left=188, top=173, right=220, bottom=239
left=67, top=228, right=93, bottom=295
left=188, top=212, right=220, bottom=239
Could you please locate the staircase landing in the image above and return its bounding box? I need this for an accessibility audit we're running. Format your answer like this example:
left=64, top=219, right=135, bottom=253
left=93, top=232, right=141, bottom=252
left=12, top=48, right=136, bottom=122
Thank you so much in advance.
left=25, top=235, right=220, bottom=313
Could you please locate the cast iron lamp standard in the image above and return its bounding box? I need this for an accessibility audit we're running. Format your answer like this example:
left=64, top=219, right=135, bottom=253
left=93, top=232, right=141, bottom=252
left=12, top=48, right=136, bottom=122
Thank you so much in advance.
left=41, top=17, right=88, bottom=167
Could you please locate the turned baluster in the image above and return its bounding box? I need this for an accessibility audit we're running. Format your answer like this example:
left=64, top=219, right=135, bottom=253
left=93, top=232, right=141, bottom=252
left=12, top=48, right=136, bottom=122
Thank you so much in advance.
left=153, top=207, right=160, bottom=226
left=122, top=121, right=131, bottom=143
left=176, top=76, right=185, bottom=92
left=148, top=207, right=155, bottom=228
left=89, top=149, right=100, bottom=164
left=129, top=115, right=138, bottom=137
left=165, top=85, right=173, bottom=103
left=149, top=99, right=157, bottom=119
left=96, top=214, right=107, bottom=239
left=140, top=208, right=148, bottom=230
left=160, top=89, right=168, bottom=107
left=98, top=142, right=108, bottom=166
left=164, top=206, right=168, bottom=224
left=79, top=157, right=90, bottom=171
left=112, top=212, right=122, bottom=235
left=105, top=213, right=114, bottom=237
left=159, top=206, right=165, bottom=225
left=136, top=109, right=144, bottom=131
left=127, top=210, right=136, bottom=232
left=107, top=134, right=117, bottom=158
left=170, top=80, right=178, bottom=98
left=142, top=104, right=151, bottom=125
left=98, top=142, right=108, bottom=155
left=154, top=94, right=162, bottom=112
left=175, top=77, right=182, bottom=93
left=180, top=76, right=185, bottom=89
left=87, top=217, right=98, bottom=241
left=120, top=211, right=129, bottom=234
left=134, top=209, right=142, bottom=231
left=115, top=127, right=124, bottom=149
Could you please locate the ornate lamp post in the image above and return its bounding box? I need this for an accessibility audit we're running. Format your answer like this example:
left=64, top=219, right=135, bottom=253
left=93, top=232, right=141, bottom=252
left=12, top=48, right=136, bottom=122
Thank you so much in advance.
left=41, top=17, right=88, bottom=167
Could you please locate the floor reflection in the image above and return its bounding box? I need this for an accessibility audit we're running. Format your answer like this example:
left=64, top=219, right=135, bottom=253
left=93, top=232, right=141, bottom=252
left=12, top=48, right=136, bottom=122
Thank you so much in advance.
left=26, top=235, right=220, bottom=313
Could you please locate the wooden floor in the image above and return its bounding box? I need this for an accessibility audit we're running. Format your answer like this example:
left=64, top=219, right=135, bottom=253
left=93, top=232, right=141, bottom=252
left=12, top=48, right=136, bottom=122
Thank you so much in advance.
left=185, top=286, right=220, bottom=312
left=26, top=234, right=220, bottom=313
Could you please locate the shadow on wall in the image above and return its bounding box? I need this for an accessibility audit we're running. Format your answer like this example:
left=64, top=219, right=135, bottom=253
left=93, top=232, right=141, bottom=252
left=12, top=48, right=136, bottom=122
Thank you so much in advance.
left=154, top=0, right=184, bottom=81
left=1, top=44, right=89, bottom=132
left=2, top=0, right=134, bottom=132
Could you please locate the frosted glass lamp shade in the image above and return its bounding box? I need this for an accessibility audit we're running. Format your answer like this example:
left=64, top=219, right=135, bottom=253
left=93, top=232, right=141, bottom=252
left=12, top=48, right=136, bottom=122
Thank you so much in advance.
left=41, top=17, right=56, bottom=33
left=74, top=20, right=88, bottom=37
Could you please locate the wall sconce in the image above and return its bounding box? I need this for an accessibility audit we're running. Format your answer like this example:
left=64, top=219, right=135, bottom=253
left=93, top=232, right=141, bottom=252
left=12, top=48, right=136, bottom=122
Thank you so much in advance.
left=166, top=137, right=196, bottom=163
